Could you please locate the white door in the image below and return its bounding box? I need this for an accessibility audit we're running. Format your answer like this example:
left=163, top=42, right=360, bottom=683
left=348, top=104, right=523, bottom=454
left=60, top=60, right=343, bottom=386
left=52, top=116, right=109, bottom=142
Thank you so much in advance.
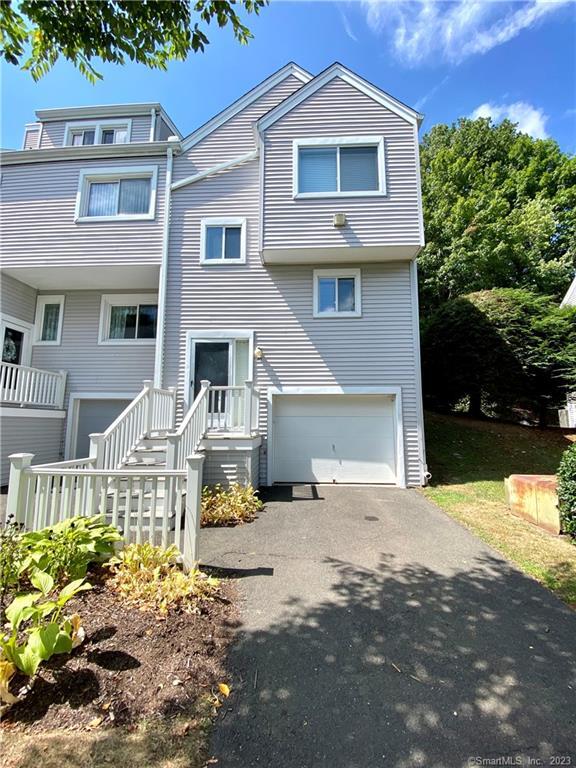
left=1, top=316, right=32, bottom=367
left=272, top=394, right=397, bottom=484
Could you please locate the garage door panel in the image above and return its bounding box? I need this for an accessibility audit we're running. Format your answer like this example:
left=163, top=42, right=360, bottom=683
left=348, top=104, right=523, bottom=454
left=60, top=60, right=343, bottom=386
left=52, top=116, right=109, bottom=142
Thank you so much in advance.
left=272, top=394, right=397, bottom=484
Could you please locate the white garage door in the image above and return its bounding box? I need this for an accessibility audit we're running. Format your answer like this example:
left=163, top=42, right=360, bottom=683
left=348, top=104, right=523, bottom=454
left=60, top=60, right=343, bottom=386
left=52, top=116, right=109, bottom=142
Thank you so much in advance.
left=272, top=394, right=397, bottom=484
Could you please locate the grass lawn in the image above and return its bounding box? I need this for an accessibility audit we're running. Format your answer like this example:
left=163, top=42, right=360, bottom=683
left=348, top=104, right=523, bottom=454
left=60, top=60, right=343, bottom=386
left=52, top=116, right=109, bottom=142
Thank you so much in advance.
left=422, top=411, right=576, bottom=607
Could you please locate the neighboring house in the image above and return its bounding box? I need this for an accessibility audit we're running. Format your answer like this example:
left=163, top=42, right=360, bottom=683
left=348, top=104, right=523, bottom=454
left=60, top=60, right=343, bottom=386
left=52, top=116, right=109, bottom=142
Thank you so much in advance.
left=560, top=276, right=576, bottom=428
left=0, top=62, right=427, bottom=490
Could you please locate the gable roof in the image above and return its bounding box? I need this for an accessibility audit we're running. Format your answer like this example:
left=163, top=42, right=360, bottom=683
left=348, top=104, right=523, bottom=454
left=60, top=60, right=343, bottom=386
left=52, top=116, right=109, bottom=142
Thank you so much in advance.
left=257, top=62, right=423, bottom=133
left=561, top=276, right=576, bottom=308
left=180, top=62, right=312, bottom=152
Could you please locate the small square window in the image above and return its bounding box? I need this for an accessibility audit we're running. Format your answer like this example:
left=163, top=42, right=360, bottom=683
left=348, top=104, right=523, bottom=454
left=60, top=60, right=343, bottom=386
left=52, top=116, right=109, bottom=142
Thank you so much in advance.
left=34, top=295, right=65, bottom=345
left=314, top=270, right=361, bottom=318
left=201, top=219, right=246, bottom=264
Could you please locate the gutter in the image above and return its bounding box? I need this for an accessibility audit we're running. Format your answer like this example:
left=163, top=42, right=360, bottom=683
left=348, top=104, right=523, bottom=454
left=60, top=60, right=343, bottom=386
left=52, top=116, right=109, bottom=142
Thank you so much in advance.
left=0, top=141, right=179, bottom=166
left=153, top=142, right=175, bottom=387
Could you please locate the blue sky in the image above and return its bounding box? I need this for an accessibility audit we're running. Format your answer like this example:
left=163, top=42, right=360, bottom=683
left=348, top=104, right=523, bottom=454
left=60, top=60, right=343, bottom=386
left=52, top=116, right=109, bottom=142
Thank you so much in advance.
left=1, top=1, right=575, bottom=152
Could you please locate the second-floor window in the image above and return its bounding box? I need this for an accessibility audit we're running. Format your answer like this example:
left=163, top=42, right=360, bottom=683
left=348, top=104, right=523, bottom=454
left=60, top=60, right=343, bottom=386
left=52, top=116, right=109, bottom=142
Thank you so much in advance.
left=34, top=295, right=65, bottom=345
left=200, top=218, right=247, bottom=264
left=99, top=294, right=158, bottom=344
left=294, top=137, right=385, bottom=198
left=75, top=166, right=158, bottom=222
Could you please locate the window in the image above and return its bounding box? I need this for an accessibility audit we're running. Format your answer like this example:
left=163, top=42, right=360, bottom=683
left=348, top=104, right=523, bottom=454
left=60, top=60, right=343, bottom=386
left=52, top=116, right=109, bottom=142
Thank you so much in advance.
left=294, top=137, right=385, bottom=197
left=313, top=269, right=361, bottom=318
left=65, top=120, right=131, bottom=147
left=99, top=294, right=158, bottom=344
left=34, top=295, right=65, bottom=345
left=75, top=166, right=158, bottom=222
left=200, top=218, right=247, bottom=264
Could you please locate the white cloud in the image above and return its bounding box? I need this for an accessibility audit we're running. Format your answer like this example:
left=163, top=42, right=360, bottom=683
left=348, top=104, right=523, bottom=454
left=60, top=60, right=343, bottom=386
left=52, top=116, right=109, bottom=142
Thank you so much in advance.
left=359, top=0, right=568, bottom=66
left=470, top=101, right=549, bottom=138
left=414, top=74, right=451, bottom=111
left=339, top=6, right=359, bottom=41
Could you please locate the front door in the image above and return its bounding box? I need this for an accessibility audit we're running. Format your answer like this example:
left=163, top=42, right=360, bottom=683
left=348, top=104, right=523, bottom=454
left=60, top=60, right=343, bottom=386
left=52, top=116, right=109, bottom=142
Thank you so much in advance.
left=193, top=341, right=230, bottom=398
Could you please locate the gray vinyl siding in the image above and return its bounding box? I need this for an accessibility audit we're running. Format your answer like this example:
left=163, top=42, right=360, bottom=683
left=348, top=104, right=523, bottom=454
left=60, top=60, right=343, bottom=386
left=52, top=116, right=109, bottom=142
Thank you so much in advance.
left=173, top=75, right=304, bottom=181
left=165, top=159, right=424, bottom=486
left=31, top=290, right=154, bottom=414
left=1, top=157, right=166, bottom=268
left=1, top=273, right=37, bottom=324
left=262, top=77, right=421, bottom=250
left=38, top=115, right=152, bottom=148
left=202, top=448, right=259, bottom=488
left=0, top=414, right=64, bottom=485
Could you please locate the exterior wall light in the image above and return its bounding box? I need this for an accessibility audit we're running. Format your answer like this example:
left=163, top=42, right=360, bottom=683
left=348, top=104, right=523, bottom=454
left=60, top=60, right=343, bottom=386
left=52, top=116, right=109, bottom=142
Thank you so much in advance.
left=254, top=346, right=263, bottom=360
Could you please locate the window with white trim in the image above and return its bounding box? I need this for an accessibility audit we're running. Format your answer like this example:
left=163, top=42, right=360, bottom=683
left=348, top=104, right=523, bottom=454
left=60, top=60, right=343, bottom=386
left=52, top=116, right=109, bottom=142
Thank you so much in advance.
left=99, top=294, right=158, bottom=344
left=65, top=120, right=131, bottom=146
left=200, top=218, right=246, bottom=264
left=294, top=137, right=385, bottom=197
left=34, top=295, right=65, bottom=345
left=75, top=166, right=158, bottom=222
left=313, top=269, right=361, bottom=318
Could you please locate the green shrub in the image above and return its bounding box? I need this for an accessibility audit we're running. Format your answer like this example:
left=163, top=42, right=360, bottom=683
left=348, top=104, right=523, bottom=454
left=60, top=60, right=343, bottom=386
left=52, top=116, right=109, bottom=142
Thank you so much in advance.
left=201, top=483, right=263, bottom=527
left=106, top=543, right=220, bottom=615
left=20, top=515, right=121, bottom=585
left=558, top=444, right=576, bottom=538
left=0, top=517, right=26, bottom=615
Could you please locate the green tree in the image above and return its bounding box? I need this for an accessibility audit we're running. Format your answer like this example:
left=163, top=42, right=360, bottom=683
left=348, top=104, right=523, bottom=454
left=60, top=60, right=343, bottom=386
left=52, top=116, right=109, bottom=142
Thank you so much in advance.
left=0, top=0, right=267, bottom=82
left=422, top=288, right=576, bottom=424
left=419, top=117, right=576, bottom=313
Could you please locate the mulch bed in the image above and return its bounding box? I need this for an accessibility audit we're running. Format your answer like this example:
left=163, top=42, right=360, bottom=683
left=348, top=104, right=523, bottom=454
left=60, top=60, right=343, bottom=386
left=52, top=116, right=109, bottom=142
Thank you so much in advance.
left=1, top=567, right=238, bottom=733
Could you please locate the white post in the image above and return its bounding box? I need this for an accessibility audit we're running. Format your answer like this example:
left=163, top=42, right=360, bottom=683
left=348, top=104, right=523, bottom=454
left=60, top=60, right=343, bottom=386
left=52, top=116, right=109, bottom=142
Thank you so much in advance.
left=168, top=386, right=177, bottom=429
left=165, top=433, right=178, bottom=470
left=89, top=432, right=105, bottom=469
left=56, top=370, right=67, bottom=409
left=243, top=380, right=253, bottom=436
left=142, top=379, right=153, bottom=436
left=200, top=379, right=210, bottom=432
left=7, top=453, right=34, bottom=526
left=182, top=453, right=205, bottom=571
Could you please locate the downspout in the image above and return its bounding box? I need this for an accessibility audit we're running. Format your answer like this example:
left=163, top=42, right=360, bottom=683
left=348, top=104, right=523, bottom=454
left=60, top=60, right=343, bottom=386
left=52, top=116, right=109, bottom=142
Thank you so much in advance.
left=153, top=143, right=174, bottom=387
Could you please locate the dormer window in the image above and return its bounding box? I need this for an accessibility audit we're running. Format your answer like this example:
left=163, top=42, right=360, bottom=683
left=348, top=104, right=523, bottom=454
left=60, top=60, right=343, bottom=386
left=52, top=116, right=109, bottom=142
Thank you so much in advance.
left=64, top=119, right=131, bottom=147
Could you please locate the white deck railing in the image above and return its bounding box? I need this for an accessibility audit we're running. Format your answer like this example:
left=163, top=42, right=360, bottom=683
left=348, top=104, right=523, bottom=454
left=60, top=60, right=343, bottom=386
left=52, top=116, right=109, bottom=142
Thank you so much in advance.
left=6, top=452, right=204, bottom=568
left=166, top=380, right=210, bottom=470
left=0, top=362, right=67, bottom=409
left=90, top=380, right=176, bottom=470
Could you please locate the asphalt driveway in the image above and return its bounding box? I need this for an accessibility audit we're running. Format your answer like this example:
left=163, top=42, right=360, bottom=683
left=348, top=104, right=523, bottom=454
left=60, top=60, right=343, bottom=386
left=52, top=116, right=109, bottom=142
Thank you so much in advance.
left=200, top=485, right=576, bottom=768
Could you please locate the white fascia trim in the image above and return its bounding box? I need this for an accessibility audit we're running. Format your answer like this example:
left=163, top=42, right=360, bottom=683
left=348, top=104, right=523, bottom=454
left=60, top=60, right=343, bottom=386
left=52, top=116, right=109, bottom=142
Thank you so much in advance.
left=63, top=118, right=133, bottom=147
left=98, top=293, right=158, bottom=346
left=180, top=63, right=312, bottom=151
left=313, top=268, right=362, bottom=318
left=33, top=294, right=65, bottom=346
left=0, top=141, right=179, bottom=166
left=200, top=217, right=247, bottom=265
left=36, top=103, right=163, bottom=121
left=293, top=136, right=386, bottom=198
left=1, top=313, right=34, bottom=330
left=172, top=150, right=258, bottom=191
left=258, top=63, right=422, bottom=133
left=265, top=385, right=406, bottom=488
left=74, top=164, right=158, bottom=223
left=1, top=407, right=66, bottom=419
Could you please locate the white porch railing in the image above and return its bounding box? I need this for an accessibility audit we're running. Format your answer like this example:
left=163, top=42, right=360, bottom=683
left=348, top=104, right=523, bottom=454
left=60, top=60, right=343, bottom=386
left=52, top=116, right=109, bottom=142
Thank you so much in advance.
left=6, top=452, right=204, bottom=568
left=166, top=380, right=210, bottom=470
left=0, top=362, right=67, bottom=409
left=90, top=380, right=176, bottom=470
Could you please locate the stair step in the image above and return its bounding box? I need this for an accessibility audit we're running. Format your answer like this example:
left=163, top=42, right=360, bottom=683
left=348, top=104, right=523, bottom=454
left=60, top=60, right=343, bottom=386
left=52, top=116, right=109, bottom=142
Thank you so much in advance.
left=137, top=440, right=168, bottom=450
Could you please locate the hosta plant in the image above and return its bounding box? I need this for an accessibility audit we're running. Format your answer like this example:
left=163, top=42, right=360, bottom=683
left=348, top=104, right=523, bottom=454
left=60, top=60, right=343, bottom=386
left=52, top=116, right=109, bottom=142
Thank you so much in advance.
left=0, top=569, right=91, bottom=700
left=20, top=515, right=121, bottom=585
left=106, top=543, right=220, bottom=615
left=201, top=483, right=263, bottom=527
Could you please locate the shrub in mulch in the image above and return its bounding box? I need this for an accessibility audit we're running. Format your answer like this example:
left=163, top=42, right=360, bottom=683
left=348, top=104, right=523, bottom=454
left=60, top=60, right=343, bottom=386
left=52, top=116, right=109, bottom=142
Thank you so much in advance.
left=558, top=443, right=576, bottom=539
left=0, top=565, right=237, bottom=733
left=201, top=483, right=263, bottom=527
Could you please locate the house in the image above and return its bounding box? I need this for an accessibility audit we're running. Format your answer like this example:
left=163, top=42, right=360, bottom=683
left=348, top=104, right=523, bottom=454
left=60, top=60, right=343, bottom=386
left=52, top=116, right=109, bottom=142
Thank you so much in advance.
left=0, top=62, right=427, bottom=494
left=560, top=276, right=576, bottom=428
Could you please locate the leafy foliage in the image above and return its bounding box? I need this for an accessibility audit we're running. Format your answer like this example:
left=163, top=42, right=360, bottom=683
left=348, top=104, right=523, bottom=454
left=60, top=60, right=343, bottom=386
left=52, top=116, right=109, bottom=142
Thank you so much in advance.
left=419, top=117, right=576, bottom=314
left=0, top=0, right=267, bottom=82
left=0, top=517, right=26, bottom=614
left=557, top=444, right=576, bottom=539
left=422, top=288, right=576, bottom=423
left=201, top=483, right=263, bottom=527
left=106, top=543, right=220, bottom=615
left=0, top=571, right=90, bottom=693
left=19, top=515, right=121, bottom=585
